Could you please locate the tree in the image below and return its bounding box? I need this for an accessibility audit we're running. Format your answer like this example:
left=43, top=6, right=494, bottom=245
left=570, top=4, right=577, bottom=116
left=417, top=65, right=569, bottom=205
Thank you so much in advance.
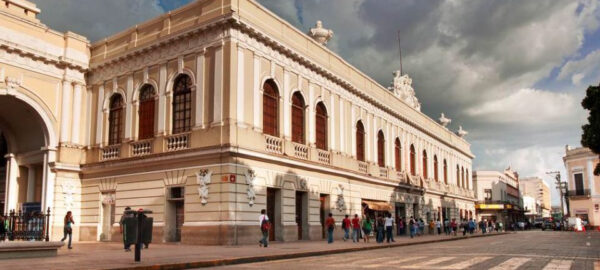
left=581, top=84, right=600, bottom=175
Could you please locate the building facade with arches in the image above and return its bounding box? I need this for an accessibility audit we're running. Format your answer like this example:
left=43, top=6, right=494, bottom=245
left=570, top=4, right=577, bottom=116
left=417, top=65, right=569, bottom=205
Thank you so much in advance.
left=0, top=0, right=475, bottom=244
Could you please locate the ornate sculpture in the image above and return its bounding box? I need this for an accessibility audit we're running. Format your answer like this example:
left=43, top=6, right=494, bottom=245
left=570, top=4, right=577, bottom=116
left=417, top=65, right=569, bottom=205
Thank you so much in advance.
left=439, top=113, right=451, bottom=127
left=195, top=169, right=212, bottom=205
left=244, top=169, right=256, bottom=206
left=388, top=71, right=421, bottom=111
left=335, top=184, right=345, bottom=211
left=309, top=21, right=334, bottom=45
left=61, top=183, right=75, bottom=210
left=298, top=178, right=308, bottom=190
left=456, top=126, right=468, bottom=138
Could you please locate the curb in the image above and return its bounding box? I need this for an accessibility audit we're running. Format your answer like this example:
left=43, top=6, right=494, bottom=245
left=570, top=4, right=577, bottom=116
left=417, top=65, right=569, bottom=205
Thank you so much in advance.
left=109, top=232, right=510, bottom=270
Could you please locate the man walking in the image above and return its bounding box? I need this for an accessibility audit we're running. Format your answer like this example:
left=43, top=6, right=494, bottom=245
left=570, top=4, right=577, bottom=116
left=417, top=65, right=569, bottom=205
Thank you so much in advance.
left=342, top=214, right=351, bottom=241
left=409, top=216, right=416, bottom=238
left=385, top=213, right=395, bottom=243
left=351, top=214, right=360, bottom=243
left=436, top=219, right=441, bottom=235
left=325, top=213, right=335, bottom=244
left=259, top=209, right=270, bottom=247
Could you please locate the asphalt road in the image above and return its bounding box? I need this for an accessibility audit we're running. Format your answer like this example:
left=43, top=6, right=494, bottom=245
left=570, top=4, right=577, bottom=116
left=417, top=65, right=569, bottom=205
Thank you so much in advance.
left=207, top=230, right=600, bottom=270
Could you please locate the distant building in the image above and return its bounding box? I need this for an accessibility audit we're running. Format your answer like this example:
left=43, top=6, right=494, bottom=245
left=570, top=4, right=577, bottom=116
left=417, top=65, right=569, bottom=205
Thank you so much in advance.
left=473, top=168, right=525, bottom=224
left=563, top=146, right=600, bottom=227
left=519, top=177, right=551, bottom=219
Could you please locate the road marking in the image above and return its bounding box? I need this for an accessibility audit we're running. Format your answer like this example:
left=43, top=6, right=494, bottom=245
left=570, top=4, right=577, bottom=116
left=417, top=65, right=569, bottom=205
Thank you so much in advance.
left=401, top=257, right=456, bottom=269
left=489, top=257, right=531, bottom=270
left=362, top=256, right=425, bottom=268
left=542, top=259, right=573, bottom=270
left=440, top=257, right=492, bottom=269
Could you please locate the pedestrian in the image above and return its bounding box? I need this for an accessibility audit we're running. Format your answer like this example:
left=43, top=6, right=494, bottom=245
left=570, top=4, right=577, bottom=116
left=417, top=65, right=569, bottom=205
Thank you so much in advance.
left=409, top=217, right=416, bottom=238
left=259, top=209, right=270, bottom=247
left=418, top=219, right=425, bottom=236
left=451, top=218, right=457, bottom=236
left=444, top=219, right=450, bottom=235
left=498, top=222, right=503, bottom=232
left=429, top=220, right=435, bottom=235
left=488, top=220, right=493, bottom=233
left=326, top=213, right=335, bottom=244
left=462, top=220, right=468, bottom=236
left=0, top=216, right=6, bottom=241
left=398, top=218, right=404, bottom=235
left=479, top=220, right=486, bottom=234
left=376, top=215, right=385, bottom=243
left=351, top=214, right=361, bottom=243
left=60, top=211, right=75, bottom=249
left=469, top=218, right=475, bottom=234
left=119, top=207, right=135, bottom=251
left=436, top=219, right=441, bottom=235
left=342, top=214, right=351, bottom=241
left=362, top=216, right=372, bottom=243
left=385, top=213, right=395, bottom=243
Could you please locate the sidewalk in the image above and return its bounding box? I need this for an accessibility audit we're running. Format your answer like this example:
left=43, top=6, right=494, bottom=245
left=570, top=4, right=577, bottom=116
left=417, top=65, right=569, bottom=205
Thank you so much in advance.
left=3, top=232, right=508, bottom=270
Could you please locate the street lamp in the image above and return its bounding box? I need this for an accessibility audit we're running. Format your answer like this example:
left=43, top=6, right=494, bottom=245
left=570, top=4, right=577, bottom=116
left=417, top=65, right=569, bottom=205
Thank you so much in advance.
left=546, top=171, right=566, bottom=220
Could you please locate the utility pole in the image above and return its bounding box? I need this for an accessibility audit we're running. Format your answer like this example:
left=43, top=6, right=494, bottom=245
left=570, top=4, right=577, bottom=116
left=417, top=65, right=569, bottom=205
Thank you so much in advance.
left=546, top=171, right=565, bottom=219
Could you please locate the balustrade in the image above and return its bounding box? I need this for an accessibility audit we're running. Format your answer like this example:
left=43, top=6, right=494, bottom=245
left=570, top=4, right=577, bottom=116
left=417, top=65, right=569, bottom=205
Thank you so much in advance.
left=166, top=133, right=190, bottom=151
left=265, top=135, right=283, bottom=154
left=131, top=139, right=152, bottom=156
left=101, top=145, right=120, bottom=160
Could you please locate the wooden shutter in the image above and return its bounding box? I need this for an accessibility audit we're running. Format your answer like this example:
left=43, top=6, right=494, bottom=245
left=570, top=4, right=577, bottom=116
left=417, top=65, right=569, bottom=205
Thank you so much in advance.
left=291, top=93, right=305, bottom=143
left=138, top=85, right=156, bottom=140
left=315, top=103, right=327, bottom=150
left=262, top=81, right=279, bottom=136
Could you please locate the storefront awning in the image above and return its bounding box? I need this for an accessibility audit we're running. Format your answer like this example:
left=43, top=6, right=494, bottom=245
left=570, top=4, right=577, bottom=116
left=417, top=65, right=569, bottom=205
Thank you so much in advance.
left=362, top=200, right=393, bottom=211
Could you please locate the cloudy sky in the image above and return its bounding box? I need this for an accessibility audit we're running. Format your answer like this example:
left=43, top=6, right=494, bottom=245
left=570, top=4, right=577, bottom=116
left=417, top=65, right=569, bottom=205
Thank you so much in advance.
left=31, top=0, right=600, bottom=205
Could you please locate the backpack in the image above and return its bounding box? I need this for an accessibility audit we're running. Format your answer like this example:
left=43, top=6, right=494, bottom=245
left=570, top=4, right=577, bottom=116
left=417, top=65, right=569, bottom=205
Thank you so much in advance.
left=261, top=218, right=271, bottom=232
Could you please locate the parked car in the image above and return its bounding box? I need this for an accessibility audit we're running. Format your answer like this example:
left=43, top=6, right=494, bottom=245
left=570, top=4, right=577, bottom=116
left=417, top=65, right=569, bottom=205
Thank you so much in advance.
left=541, top=220, right=554, bottom=231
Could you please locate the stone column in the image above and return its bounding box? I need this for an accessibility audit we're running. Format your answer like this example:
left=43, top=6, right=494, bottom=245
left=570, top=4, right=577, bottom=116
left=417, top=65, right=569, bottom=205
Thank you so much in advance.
left=95, top=85, right=105, bottom=146
left=60, top=81, right=73, bottom=143
left=211, top=44, right=224, bottom=127
left=236, top=45, right=246, bottom=127
left=252, top=53, right=261, bottom=131
left=71, top=83, right=82, bottom=144
left=157, top=64, right=167, bottom=135
left=195, top=51, right=205, bottom=129
left=4, top=153, right=17, bottom=212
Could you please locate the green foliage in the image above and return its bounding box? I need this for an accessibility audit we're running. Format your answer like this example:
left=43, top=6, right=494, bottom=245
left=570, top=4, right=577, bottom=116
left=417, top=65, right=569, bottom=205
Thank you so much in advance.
left=581, top=84, right=600, bottom=175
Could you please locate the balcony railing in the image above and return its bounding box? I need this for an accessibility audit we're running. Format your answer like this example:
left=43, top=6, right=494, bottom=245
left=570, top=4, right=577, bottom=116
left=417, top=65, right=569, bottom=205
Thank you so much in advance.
left=358, top=161, right=368, bottom=174
left=379, top=167, right=388, bottom=178
left=166, top=133, right=190, bottom=151
left=265, top=135, right=283, bottom=154
left=101, top=144, right=120, bottom=160
left=567, top=189, right=591, bottom=198
left=396, top=171, right=405, bottom=182
left=131, top=139, right=152, bottom=156
left=316, top=149, right=330, bottom=164
left=293, top=142, right=309, bottom=160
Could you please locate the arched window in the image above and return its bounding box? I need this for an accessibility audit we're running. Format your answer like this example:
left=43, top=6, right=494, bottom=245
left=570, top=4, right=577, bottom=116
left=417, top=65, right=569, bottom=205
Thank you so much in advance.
left=377, top=130, right=385, bottom=167
left=138, top=84, right=156, bottom=140
left=108, top=94, right=124, bottom=145
left=456, top=165, right=460, bottom=187
left=356, top=121, right=365, bottom=161
left=394, top=138, right=401, bottom=171
left=434, top=155, right=439, bottom=182
left=461, top=167, right=465, bottom=188
left=422, top=150, right=428, bottom=179
left=410, top=144, right=416, bottom=176
left=291, top=92, right=305, bottom=144
left=172, top=75, right=192, bottom=134
left=263, top=80, right=279, bottom=136
left=315, top=102, right=328, bottom=150
left=466, top=169, right=469, bottom=189
left=443, top=159, right=448, bottom=184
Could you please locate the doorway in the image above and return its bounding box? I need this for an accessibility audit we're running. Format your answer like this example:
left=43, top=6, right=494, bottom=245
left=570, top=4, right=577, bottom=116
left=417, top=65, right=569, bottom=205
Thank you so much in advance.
left=266, top=188, right=281, bottom=241
left=100, top=193, right=115, bottom=241
left=166, top=186, right=184, bottom=242
left=295, top=191, right=308, bottom=240
left=319, top=194, right=330, bottom=239
left=395, top=203, right=406, bottom=235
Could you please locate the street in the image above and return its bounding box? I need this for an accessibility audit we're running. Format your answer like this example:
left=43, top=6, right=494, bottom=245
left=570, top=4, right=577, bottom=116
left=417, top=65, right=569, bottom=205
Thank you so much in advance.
left=208, top=231, right=600, bottom=270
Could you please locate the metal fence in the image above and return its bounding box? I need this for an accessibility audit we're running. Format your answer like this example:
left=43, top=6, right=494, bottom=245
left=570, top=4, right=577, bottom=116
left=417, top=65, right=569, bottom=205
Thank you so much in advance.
left=566, top=189, right=591, bottom=197
left=1, top=208, right=51, bottom=241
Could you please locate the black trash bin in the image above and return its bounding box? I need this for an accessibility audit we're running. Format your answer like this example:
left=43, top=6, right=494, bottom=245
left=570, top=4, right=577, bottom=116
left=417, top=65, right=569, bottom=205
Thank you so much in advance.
left=141, top=217, right=153, bottom=247
left=122, top=216, right=138, bottom=246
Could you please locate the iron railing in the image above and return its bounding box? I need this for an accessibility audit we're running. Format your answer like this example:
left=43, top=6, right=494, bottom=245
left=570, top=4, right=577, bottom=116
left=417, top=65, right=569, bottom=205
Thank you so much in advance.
left=1, top=208, right=51, bottom=241
left=566, top=189, right=591, bottom=197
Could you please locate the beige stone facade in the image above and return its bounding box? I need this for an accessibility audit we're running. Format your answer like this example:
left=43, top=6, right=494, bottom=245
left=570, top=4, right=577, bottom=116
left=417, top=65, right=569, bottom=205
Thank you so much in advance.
left=0, top=0, right=475, bottom=245
left=519, top=177, right=551, bottom=218
left=563, top=146, right=600, bottom=227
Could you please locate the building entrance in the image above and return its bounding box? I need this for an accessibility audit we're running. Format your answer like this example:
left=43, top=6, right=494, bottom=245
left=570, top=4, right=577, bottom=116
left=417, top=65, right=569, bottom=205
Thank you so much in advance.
left=166, top=186, right=184, bottom=242
left=295, top=191, right=308, bottom=240
left=319, top=194, right=330, bottom=239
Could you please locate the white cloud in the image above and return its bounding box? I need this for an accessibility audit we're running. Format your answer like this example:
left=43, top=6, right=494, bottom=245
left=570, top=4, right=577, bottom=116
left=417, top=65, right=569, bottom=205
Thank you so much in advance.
left=559, top=49, right=600, bottom=86
left=465, top=88, right=579, bottom=125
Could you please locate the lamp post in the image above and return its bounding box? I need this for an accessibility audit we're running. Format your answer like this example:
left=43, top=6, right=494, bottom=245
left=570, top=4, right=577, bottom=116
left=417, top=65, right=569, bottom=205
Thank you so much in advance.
left=546, top=171, right=565, bottom=220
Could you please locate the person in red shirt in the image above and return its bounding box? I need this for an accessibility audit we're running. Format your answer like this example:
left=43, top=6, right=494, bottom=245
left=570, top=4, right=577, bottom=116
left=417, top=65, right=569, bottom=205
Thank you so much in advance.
left=325, top=213, right=335, bottom=244
left=342, top=215, right=351, bottom=241
left=351, top=214, right=361, bottom=243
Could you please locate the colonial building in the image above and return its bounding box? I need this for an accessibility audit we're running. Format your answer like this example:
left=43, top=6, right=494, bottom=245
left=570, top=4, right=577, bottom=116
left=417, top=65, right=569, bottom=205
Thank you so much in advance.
left=473, top=168, right=523, bottom=224
left=563, top=145, right=600, bottom=227
left=0, top=0, right=475, bottom=245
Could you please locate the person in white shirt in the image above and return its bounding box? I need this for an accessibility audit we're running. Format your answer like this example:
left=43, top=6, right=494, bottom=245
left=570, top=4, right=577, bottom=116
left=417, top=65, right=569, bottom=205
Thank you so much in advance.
left=259, top=209, right=270, bottom=247
left=385, top=213, right=395, bottom=243
left=436, top=219, right=442, bottom=235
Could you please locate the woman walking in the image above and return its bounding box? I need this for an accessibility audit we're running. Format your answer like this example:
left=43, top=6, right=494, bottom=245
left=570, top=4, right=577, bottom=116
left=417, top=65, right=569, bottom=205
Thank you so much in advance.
left=362, top=216, right=372, bottom=243
left=60, top=211, right=75, bottom=249
left=376, top=215, right=385, bottom=243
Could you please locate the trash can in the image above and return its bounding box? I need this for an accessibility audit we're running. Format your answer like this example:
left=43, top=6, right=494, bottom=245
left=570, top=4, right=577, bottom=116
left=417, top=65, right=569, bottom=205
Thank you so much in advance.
left=122, top=216, right=138, bottom=246
left=141, top=217, right=153, bottom=245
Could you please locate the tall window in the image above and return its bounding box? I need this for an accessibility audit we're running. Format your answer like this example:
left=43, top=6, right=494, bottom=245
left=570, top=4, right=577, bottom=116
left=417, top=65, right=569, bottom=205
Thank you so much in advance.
left=422, top=150, right=428, bottom=179
left=377, top=130, right=385, bottom=167
left=410, top=144, right=416, bottom=176
left=291, top=92, right=305, bottom=144
left=484, top=189, right=492, bottom=201
left=456, top=165, right=460, bottom=187
left=466, top=169, right=469, bottom=189
left=461, top=167, right=465, bottom=188
left=138, top=84, right=156, bottom=140
left=394, top=138, right=401, bottom=171
left=574, top=173, right=584, bottom=196
left=315, top=102, right=328, bottom=150
left=263, top=80, right=279, bottom=136
left=443, top=159, right=448, bottom=184
left=433, top=155, right=439, bottom=182
left=172, top=75, right=192, bottom=134
left=356, top=121, right=365, bottom=161
left=108, top=94, right=124, bottom=145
